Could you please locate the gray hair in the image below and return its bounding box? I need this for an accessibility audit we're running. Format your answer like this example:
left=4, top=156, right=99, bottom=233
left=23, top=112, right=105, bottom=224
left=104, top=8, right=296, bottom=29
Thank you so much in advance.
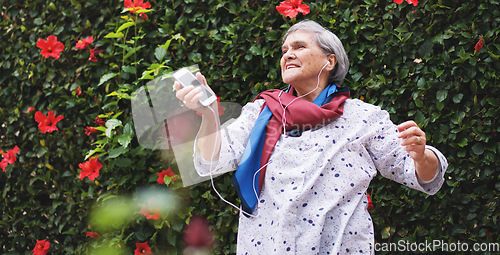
left=282, top=20, right=349, bottom=85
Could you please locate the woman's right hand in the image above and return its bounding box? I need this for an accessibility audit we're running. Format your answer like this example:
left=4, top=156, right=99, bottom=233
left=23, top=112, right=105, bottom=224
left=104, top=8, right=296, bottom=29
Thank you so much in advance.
left=174, top=72, right=221, bottom=162
left=174, top=72, right=218, bottom=117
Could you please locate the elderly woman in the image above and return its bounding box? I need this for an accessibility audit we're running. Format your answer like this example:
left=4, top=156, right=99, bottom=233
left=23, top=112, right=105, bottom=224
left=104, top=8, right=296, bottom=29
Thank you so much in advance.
left=175, top=20, right=447, bottom=254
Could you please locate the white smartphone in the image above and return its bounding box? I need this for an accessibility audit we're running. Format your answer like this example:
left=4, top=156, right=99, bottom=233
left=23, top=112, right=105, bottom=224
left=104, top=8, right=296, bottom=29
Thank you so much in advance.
left=173, top=68, right=217, bottom=107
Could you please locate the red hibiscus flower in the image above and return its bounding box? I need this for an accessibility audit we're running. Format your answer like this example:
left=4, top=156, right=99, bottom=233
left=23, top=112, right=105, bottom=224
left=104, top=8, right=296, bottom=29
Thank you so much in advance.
left=89, top=50, right=97, bottom=62
left=35, top=110, right=64, bottom=133
left=75, top=87, right=82, bottom=97
left=475, top=38, right=484, bottom=52
left=367, top=194, right=374, bottom=211
left=124, top=0, right=151, bottom=13
left=27, top=107, right=35, bottom=113
left=156, top=168, right=177, bottom=184
left=394, top=0, right=418, bottom=6
left=86, top=231, right=99, bottom=239
left=140, top=206, right=161, bottom=220
left=94, top=116, right=106, bottom=126
left=88, top=47, right=103, bottom=62
left=78, top=156, right=103, bottom=181
left=406, top=0, right=418, bottom=6
left=31, top=239, right=50, bottom=255
left=84, top=127, right=99, bottom=136
left=36, top=35, right=64, bottom=59
left=183, top=216, right=214, bottom=248
left=276, top=0, right=310, bottom=18
left=134, top=241, right=153, bottom=255
left=1, top=146, right=20, bottom=172
left=75, top=36, right=94, bottom=51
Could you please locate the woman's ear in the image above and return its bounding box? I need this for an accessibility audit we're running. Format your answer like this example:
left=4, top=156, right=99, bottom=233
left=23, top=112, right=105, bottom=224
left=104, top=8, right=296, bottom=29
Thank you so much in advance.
left=326, top=54, right=337, bottom=72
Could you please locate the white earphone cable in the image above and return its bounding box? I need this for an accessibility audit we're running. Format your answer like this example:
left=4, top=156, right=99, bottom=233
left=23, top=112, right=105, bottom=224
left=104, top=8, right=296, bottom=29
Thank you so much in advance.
left=279, top=61, right=329, bottom=134
left=200, top=61, right=328, bottom=218
left=205, top=105, right=261, bottom=218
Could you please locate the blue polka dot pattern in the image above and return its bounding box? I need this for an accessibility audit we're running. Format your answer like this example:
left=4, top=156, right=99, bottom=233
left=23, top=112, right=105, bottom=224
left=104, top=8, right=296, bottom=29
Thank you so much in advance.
left=194, top=99, right=448, bottom=255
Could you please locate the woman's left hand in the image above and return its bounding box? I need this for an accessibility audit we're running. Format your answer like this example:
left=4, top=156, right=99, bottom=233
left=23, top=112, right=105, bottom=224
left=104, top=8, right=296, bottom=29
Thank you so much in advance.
left=397, top=120, right=426, bottom=162
left=397, top=120, right=439, bottom=182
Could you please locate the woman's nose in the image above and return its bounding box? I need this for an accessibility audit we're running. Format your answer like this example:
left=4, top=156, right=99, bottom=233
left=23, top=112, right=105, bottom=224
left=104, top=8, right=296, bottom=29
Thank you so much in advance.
left=283, top=49, right=295, bottom=59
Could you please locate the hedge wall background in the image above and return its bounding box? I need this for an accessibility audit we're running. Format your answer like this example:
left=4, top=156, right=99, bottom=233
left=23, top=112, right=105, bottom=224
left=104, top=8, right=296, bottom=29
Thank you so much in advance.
left=1, top=0, right=499, bottom=254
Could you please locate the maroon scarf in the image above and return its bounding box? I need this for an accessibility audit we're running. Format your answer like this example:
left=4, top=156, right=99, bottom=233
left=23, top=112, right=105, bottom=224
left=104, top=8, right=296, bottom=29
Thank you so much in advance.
left=253, top=87, right=350, bottom=192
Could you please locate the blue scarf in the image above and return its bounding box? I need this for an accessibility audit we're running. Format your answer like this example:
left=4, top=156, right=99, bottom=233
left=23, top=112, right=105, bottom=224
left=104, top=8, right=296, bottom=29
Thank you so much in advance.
left=232, top=84, right=343, bottom=214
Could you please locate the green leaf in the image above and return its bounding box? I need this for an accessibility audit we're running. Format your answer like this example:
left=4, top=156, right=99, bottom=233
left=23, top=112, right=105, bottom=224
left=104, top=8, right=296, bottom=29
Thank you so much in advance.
left=34, top=18, right=43, bottom=25
left=414, top=110, right=425, bottom=125
left=85, top=147, right=105, bottom=160
left=471, top=143, right=484, bottom=155
left=352, top=72, right=363, bottom=82
left=116, top=21, right=135, bottom=33
left=436, top=90, right=448, bottom=102
left=453, top=94, right=464, bottom=103
left=249, top=45, right=263, bottom=56
left=104, top=32, right=125, bottom=38
left=106, top=119, right=123, bottom=129
left=155, top=46, right=166, bottom=61
left=122, top=65, right=136, bottom=74
left=108, top=147, right=128, bottom=159
left=105, top=119, right=122, bottom=138
left=115, top=158, right=133, bottom=168
left=434, top=69, right=445, bottom=78
left=117, top=134, right=132, bottom=148
left=98, top=73, right=118, bottom=87
left=457, top=138, right=468, bottom=147
left=381, top=226, right=396, bottom=239
left=414, top=98, right=423, bottom=108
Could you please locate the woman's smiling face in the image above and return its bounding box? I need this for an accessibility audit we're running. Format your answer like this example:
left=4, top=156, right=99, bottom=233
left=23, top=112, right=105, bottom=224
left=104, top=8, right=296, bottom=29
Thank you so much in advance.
left=280, top=30, right=331, bottom=90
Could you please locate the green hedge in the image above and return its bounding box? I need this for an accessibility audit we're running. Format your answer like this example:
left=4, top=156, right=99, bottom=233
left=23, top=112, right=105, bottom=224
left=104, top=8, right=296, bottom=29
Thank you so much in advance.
left=1, top=0, right=498, bottom=254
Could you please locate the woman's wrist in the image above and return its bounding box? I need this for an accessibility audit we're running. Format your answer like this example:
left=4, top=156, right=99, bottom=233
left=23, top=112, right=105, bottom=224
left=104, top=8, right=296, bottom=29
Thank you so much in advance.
left=414, top=149, right=439, bottom=182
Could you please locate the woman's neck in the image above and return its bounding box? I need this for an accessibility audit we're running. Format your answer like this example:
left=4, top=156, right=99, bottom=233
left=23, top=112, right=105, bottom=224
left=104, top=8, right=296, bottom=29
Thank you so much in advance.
left=293, top=81, right=328, bottom=102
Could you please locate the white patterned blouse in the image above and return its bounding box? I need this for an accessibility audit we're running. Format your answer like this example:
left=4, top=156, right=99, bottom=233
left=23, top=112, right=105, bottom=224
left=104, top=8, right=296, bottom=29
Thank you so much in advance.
left=194, top=98, right=448, bottom=255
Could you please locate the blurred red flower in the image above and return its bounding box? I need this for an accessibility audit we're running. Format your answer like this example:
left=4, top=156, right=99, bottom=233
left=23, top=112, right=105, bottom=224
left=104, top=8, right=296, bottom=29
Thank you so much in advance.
left=475, top=38, right=484, bottom=52
left=75, top=36, right=93, bottom=51
left=124, top=0, right=151, bottom=13
left=183, top=216, right=214, bottom=248
left=31, top=239, right=50, bottom=255
left=88, top=47, right=104, bottom=62
left=35, top=110, right=64, bottom=133
left=75, top=87, right=82, bottom=96
left=84, top=127, right=99, bottom=136
left=78, top=156, right=103, bottom=181
left=407, top=0, right=418, bottom=6
left=94, top=116, right=106, bottom=126
left=367, top=194, right=374, bottom=211
left=156, top=168, right=177, bottom=184
left=139, top=13, right=148, bottom=20
left=140, top=206, right=161, bottom=220
left=394, top=0, right=418, bottom=6
left=276, top=0, right=310, bottom=18
left=1, top=146, right=20, bottom=172
left=36, top=35, right=64, bottom=59
left=27, top=107, right=35, bottom=113
left=86, top=231, right=99, bottom=239
left=134, top=241, right=153, bottom=255
left=89, top=50, right=97, bottom=62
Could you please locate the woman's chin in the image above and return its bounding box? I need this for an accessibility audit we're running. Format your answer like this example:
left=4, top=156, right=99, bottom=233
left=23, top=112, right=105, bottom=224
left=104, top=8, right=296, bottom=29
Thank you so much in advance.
left=281, top=75, right=297, bottom=86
